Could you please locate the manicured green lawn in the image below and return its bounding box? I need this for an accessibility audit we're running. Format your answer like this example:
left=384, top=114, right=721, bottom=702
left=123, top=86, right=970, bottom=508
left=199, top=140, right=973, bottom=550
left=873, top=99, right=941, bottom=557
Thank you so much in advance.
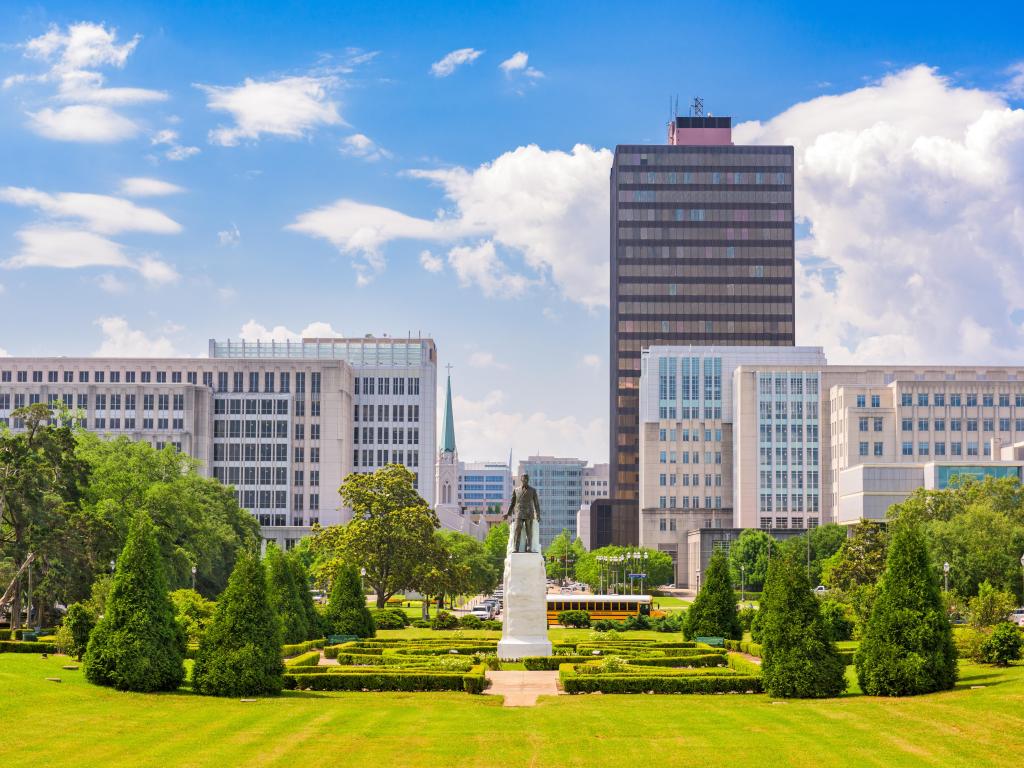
left=2, top=652, right=1022, bottom=767
left=652, top=595, right=691, bottom=611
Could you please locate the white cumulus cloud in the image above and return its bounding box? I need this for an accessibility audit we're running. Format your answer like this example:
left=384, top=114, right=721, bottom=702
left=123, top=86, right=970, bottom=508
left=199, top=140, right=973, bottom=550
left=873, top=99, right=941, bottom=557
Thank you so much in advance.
left=430, top=48, right=483, bottom=77
left=288, top=144, right=612, bottom=303
left=237, top=320, right=344, bottom=342
left=419, top=249, right=444, bottom=272
left=735, top=64, right=1024, bottom=363
left=27, top=104, right=139, bottom=142
left=0, top=187, right=181, bottom=235
left=118, top=177, right=185, bottom=197
left=94, top=316, right=180, bottom=357
left=453, top=390, right=606, bottom=464
left=340, top=133, right=392, bottom=161
left=499, top=51, right=543, bottom=79
left=197, top=76, right=343, bottom=146
left=7, top=22, right=165, bottom=142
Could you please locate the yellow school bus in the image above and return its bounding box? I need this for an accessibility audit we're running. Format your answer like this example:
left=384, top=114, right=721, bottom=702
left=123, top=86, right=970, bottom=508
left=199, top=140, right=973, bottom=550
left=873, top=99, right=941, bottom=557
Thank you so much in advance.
left=546, top=594, right=652, bottom=626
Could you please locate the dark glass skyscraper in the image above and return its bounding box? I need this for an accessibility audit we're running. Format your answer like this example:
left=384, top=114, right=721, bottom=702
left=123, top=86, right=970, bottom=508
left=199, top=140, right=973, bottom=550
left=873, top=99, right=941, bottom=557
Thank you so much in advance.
left=607, top=114, right=795, bottom=545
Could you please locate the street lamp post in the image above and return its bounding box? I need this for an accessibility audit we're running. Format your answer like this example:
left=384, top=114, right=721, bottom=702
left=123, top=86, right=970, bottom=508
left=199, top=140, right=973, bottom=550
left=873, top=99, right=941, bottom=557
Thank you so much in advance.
left=191, top=565, right=197, bottom=591
left=1019, top=553, right=1024, bottom=603
left=943, top=561, right=950, bottom=594
left=740, top=564, right=746, bottom=603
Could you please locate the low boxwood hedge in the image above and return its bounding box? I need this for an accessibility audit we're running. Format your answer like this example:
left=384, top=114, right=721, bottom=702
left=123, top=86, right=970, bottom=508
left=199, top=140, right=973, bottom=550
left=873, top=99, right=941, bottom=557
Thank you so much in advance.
left=284, top=663, right=488, bottom=694
left=0, top=640, right=56, bottom=654
left=559, top=664, right=762, bottom=694
left=0, top=629, right=12, bottom=640
left=627, top=653, right=728, bottom=668
left=724, top=639, right=854, bottom=666
left=285, top=650, right=321, bottom=667
left=281, top=639, right=325, bottom=657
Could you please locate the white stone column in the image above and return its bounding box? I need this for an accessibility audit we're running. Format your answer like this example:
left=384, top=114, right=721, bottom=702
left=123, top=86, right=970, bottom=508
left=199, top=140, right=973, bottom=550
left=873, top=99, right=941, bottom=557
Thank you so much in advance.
left=497, top=551, right=552, bottom=660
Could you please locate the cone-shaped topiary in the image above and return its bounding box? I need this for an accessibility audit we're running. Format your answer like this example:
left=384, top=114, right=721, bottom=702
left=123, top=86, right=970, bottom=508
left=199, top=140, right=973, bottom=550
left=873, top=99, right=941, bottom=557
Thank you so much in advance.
left=192, top=552, right=284, bottom=697
left=84, top=511, right=185, bottom=692
left=855, top=522, right=958, bottom=696
left=265, top=543, right=309, bottom=644
left=684, top=549, right=742, bottom=640
left=759, top=551, right=846, bottom=698
left=325, top=564, right=375, bottom=638
left=287, top=553, right=322, bottom=640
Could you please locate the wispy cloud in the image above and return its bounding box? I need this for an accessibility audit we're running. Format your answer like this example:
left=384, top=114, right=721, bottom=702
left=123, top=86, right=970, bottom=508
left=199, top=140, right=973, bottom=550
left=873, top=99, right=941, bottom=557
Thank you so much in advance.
left=196, top=75, right=343, bottom=146
left=340, top=133, right=392, bottom=161
left=430, top=48, right=483, bottom=78
left=499, top=51, right=544, bottom=79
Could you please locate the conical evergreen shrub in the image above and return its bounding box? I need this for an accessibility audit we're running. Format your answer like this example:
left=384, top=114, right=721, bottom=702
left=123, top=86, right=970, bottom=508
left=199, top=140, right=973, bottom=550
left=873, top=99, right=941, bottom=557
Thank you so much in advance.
left=265, top=544, right=309, bottom=644
left=855, top=522, right=958, bottom=696
left=685, top=549, right=742, bottom=640
left=84, top=511, right=185, bottom=692
left=759, top=551, right=846, bottom=698
left=325, top=564, right=375, bottom=638
left=192, top=552, right=284, bottom=697
left=287, top=553, right=322, bottom=640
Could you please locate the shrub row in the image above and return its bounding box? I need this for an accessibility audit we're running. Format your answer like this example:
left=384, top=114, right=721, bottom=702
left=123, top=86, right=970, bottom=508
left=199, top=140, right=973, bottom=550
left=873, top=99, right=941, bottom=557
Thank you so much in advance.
left=0, top=640, right=56, bottom=654
left=724, top=639, right=854, bottom=666
left=559, top=664, right=762, bottom=694
left=726, top=653, right=763, bottom=677
left=331, top=653, right=475, bottom=671
left=628, top=653, right=728, bottom=668
left=385, top=645, right=497, bottom=656
left=285, top=650, right=321, bottom=667
left=0, top=629, right=11, bottom=640
left=282, top=638, right=325, bottom=657
left=284, top=663, right=488, bottom=694
left=724, top=639, right=763, bottom=657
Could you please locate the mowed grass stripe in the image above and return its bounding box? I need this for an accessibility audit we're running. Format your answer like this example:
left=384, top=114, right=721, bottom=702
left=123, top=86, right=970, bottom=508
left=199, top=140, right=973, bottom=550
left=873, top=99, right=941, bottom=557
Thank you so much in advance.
left=2, top=655, right=1023, bottom=767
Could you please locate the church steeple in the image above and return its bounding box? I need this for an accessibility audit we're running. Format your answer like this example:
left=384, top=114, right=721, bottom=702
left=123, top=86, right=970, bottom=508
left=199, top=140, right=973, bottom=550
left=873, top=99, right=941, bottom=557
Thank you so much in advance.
left=441, top=369, right=456, bottom=454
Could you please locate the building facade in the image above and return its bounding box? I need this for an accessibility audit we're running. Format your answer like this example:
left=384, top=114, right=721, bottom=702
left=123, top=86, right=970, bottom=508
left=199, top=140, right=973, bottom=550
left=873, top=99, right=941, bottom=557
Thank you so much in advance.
left=0, top=335, right=437, bottom=549
left=459, top=461, right=513, bottom=515
left=638, top=346, right=825, bottom=584
left=516, top=455, right=587, bottom=547
left=608, top=113, right=796, bottom=546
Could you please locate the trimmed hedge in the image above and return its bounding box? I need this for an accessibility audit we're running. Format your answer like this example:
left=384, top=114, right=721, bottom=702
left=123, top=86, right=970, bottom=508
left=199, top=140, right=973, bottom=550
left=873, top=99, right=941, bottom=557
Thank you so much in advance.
left=725, top=638, right=855, bottom=666
left=559, top=664, right=761, bottom=694
left=0, top=640, right=56, bottom=654
left=522, top=652, right=726, bottom=671
left=285, top=650, right=321, bottom=667
left=0, top=629, right=12, bottom=640
left=282, top=639, right=325, bottom=657
left=284, top=663, right=488, bottom=694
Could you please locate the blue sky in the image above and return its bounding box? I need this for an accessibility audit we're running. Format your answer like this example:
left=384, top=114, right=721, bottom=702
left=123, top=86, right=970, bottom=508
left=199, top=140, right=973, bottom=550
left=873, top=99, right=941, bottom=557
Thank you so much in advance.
left=1, top=1, right=1023, bottom=464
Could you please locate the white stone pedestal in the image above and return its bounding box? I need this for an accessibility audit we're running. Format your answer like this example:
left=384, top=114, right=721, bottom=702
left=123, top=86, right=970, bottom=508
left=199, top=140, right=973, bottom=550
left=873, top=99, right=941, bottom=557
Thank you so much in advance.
left=497, top=552, right=552, bottom=660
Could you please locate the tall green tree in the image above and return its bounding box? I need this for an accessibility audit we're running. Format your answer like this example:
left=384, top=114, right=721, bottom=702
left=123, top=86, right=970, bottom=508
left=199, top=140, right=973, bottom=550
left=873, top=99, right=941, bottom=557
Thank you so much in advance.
left=728, top=529, right=777, bottom=591
left=890, top=477, right=1024, bottom=600
left=83, top=511, right=185, bottom=692
left=483, top=521, right=509, bottom=577
left=310, top=464, right=438, bottom=608
left=287, top=552, right=321, bottom=640
left=439, top=529, right=498, bottom=597
left=264, top=543, right=309, bottom=644
left=684, top=549, right=742, bottom=640
left=325, top=564, right=375, bottom=638
left=544, top=529, right=587, bottom=582
left=0, top=404, right=86, bottom=628
left=759, top=551, right=846, bottom=698
left=192, top=552, right=284, bottom=697
left=821, top=520, right=889, bottom=623
left=76, top=434, right=260, bottom=597
left=855, top=522, right=958, bottom=696
left=169, top=588, right=216, bottom=645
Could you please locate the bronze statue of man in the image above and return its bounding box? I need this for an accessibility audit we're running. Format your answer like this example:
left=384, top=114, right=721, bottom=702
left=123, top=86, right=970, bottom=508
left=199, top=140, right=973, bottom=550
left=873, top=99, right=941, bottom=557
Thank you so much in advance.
left=505, top=473, right=541, bottom=553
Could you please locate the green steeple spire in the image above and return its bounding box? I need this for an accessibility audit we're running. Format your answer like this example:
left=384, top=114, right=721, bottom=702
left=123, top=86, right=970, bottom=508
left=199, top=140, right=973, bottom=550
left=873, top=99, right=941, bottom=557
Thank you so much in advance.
left=441, top=372, right=456, bottom=454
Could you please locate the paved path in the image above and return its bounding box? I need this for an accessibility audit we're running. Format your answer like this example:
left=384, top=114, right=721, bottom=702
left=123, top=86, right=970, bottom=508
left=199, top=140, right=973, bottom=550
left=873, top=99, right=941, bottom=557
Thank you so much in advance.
left=484, top=670, right=561, bottom=707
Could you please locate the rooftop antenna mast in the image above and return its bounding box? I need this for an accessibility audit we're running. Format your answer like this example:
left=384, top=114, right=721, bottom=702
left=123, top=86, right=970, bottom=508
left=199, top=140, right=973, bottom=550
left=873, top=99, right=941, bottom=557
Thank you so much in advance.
left=692, top=96, right=704, bottom=117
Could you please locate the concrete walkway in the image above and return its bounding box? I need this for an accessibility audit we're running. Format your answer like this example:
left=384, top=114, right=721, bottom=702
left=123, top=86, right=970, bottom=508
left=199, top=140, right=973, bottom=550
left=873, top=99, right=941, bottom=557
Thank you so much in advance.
left=484, top=670, right=561, bottom=707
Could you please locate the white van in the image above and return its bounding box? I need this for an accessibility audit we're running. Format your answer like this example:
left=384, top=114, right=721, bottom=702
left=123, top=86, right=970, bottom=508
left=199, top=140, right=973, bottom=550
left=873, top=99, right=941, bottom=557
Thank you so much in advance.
left=1010, top=608, right=1024, bottom=627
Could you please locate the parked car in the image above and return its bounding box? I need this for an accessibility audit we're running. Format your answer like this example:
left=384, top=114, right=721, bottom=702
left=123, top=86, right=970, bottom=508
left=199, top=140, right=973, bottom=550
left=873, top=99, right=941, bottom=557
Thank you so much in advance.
left=814, top=585, right=828, bottom=593
left=471, top=606, right=492, bottom=620
left=1010, top=608, right=1024, bottom=627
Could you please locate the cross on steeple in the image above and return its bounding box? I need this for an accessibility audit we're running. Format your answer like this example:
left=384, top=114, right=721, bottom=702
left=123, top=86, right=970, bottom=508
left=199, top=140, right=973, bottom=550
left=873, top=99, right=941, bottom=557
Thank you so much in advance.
left=446, top=363, right=454, bottom=375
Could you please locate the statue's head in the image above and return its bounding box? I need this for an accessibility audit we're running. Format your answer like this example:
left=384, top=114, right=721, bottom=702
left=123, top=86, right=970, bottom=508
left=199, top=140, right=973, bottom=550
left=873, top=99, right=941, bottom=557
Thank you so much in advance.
left=521, top=473, right=530, bottom=487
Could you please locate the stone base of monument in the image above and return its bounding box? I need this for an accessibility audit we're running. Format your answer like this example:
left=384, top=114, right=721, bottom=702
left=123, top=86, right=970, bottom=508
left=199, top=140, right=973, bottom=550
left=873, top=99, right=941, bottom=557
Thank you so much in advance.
left=497, top=551, right=553, bottom=660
